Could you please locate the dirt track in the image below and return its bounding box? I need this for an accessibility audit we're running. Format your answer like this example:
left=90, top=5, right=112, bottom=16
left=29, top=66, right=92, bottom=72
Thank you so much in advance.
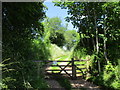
left=45, top=74, right=101, bottom=90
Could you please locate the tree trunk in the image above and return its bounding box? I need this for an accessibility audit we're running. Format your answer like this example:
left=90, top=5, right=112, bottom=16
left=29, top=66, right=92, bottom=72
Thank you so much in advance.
left=79, top=30, right=85, bottom=47
left=94, top=8, right=101, bottom=74
left=92, top=36, right=96, bottom=51
left=103, top=15, right=108, bottom=63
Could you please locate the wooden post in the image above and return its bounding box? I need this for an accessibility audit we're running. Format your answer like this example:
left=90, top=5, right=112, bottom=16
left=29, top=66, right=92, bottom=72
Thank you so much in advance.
left=72, top=58, right=76, bottom=80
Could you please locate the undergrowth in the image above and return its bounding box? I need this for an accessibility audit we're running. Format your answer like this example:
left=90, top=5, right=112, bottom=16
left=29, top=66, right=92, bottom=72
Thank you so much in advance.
left=87, top=60, right=120, bottom=90
left=72, top=47, right=120, bottom=89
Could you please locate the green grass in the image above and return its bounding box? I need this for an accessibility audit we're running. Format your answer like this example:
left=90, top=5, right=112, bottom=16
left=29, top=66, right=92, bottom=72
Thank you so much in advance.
left=58, top=55, right=69, bottom=60
left=49, top=44, right=71, bottom=60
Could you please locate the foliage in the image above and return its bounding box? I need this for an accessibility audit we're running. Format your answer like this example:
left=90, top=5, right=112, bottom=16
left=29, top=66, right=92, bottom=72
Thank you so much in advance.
left=94, top=63, right=120, bottom=89
left=54, top=1, right=120, bottom=89
left=73, top=48, right=87, bottom=59
left=87, top=61, right=120, bottom=89
left=43, top=17, right=80, bottom=50
left=2, top=2, right=50, bottom=89
left=64, top=30, right=80, bottom=50
left=43, top=17, right=66, bottom=47
left=31, top=39, right=51, bottom=60
left=0, top=58, right=17, bottom=88
left=102, top=62, right=120, bottom=89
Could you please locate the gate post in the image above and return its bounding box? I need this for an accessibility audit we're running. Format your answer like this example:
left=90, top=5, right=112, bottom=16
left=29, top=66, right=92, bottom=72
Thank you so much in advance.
left=72, top=58, right=76, bottom=79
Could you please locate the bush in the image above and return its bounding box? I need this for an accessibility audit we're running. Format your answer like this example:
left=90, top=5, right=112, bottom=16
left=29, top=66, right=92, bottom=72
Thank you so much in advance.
left=73, top=48, right=87, bottom=59
left=103, top=62, right=120, bottom=89
left=88, top=61, right=120, bottom=89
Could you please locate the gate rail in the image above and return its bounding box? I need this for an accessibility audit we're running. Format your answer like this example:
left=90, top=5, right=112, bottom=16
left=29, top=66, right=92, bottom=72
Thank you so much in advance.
left=34, top=58, right=90, bottom=79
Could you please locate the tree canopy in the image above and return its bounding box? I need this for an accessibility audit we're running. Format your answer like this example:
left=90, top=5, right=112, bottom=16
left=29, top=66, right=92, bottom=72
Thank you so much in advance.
left=54, top=1, right=120, bottom=89
left=43, top=17, right=66, bottom=47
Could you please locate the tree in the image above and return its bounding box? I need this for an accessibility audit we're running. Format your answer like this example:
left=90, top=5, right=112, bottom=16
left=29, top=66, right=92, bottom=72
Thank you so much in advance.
left=43, top=17, right=66, bottom=47
left=54, top=2, right=120, bottom=87
left=2, top=2, right=49, bottom=88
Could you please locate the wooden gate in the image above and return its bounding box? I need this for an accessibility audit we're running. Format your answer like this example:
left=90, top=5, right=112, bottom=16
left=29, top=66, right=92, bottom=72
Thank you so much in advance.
left=45, top=58, right=89, bottom=79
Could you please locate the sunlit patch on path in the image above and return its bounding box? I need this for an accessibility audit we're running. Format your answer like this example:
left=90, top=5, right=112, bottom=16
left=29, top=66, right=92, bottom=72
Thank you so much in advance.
left=45, top=73, right=101, bottom=90
left=69, top=77, right=101, bottom=90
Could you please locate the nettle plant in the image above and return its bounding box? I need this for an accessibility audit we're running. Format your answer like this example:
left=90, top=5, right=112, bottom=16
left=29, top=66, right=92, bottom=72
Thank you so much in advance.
left=105, top=61, right=115, bottom=73
left=103, top=61, right=120, bottom=89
